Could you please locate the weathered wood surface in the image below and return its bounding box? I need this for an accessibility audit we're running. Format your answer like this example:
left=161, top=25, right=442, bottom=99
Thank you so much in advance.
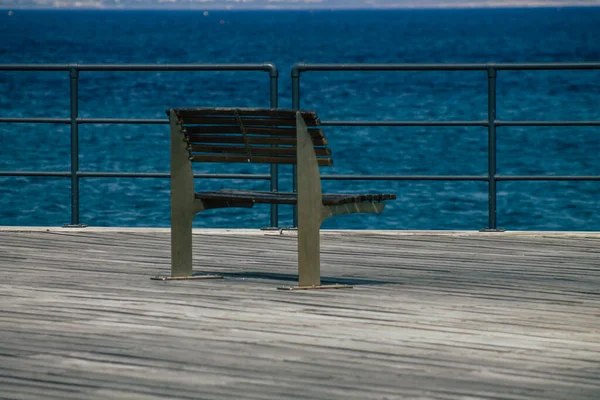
left=0, top=229, right=599, bottom=399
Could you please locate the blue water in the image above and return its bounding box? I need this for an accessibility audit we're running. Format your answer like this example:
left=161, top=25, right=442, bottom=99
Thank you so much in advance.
left=1, top=8, right=599, bottom=230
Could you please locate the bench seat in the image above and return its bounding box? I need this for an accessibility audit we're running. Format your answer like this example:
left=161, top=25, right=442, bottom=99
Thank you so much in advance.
left=196, top=189, right=396, bottom=206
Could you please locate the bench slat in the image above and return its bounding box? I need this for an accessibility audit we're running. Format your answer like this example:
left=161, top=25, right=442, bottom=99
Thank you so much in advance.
left=196, top=190, right=397, bottom=206
left=185, top=135, right=328, bottom=146
left=173, top=107, right=318, bottom=122
left=184, top=125, right=325, bottom=138
left=190, top=155, right=334, bottom=166
left=180, top=116, right=320, bottom=127
left=189, top=144, right=332, bottom=157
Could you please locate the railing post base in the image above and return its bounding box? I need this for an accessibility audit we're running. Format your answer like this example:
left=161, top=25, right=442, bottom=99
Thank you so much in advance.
left=63, top=224, right=88, bottom=228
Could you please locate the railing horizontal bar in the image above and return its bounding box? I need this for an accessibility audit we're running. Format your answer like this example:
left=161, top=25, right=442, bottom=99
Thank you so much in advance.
left=78, top=64, right=274, bottom=71
left=295, top=63, right=600, bottom=72
left=323, top=120, right=600, bottom=127
left=297, top=63, right=488, bottom=71
left=496, top=120, right=600, bottom=127
left=0, top=172, right=271, bottom=179
left=322, top=120, right=488, bottom=127
left=497, top=63, right=600, bottom=70
left=9, top=118, right=597, bottom=128
left=0, top=63, right=276, bottom=72
left=322, top=175, right=600, bottom=181
left=320, top=175, right=488, bottom=181
left=0, top=64, right=72, bottom=71
left=0, top=118, right=70, bottom=124
left=496, top=175, right=600, bottom=181
left=78, top=118, right=166, bottom=125
left=0, top=171, right=71, bottom=177
left=3, top=172, right=597, bottom=181
left=77, top=172, right=271, bottom=179
left=5, top=118, right=599, bottom=128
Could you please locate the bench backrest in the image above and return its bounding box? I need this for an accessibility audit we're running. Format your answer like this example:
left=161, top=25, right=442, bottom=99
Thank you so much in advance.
left=168, top=108, right=333, bottom=167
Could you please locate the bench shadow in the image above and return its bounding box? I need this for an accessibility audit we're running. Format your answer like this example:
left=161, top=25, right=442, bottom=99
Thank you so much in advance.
left=199, top=271, right=399, bottom=286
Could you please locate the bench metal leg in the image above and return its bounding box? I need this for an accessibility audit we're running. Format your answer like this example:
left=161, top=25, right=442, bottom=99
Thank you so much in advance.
left=278, top=202, right=387, bottom=290
left=277, top=210, right=351, bottom=290
left=297, top=205, right=324, bottom=287
left=277, top=221, right=352, bottom=290
left=151, top=205, right=223, bottom=281
left=152, top=110, right=222, bottom=282
left=171, top=209, right=193, bottom=277
left=277, top=113, right=352, bottom=291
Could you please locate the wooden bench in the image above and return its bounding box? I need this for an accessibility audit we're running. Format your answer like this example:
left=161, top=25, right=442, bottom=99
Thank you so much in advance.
left=157, top=107, right=396, bottom=289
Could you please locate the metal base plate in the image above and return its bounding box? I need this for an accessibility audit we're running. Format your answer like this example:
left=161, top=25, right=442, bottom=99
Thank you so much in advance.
left=277, top=284, right=353, bottom=291
left=151, top=274, right=223, bottom=281
left=479, top=228, right=506, bottom=232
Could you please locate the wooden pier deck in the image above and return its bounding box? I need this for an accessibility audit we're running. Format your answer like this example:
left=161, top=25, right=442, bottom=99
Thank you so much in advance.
left=0, top=228, right=599, bottom=399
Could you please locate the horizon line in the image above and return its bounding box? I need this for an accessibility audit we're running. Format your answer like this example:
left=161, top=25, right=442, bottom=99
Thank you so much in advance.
left=3, top=5, right=600, bottom=11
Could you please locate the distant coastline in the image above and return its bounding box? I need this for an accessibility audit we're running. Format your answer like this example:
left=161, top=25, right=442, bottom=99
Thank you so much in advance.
left=2, top=0, right=600, bottom=11
left=4, top=6, right=600, bottom=11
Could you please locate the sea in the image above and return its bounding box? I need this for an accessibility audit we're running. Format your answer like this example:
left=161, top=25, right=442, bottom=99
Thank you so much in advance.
left=1, top=7, right=599, bottom=230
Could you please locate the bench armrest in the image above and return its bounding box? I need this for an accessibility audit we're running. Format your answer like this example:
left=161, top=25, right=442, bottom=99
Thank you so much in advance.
left=169, top=109, right=196, bottom=213
left=296, top=111, right=324, bottom=214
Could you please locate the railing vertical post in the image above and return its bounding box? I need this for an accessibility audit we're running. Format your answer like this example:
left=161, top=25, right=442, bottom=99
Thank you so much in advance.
left=291, top=66, right=301, bottom=227
left=67, top=65, right=81, bottom=227
left=482, top=65, right=502, bottom=232
left=268, top=65, right=279, bottom=227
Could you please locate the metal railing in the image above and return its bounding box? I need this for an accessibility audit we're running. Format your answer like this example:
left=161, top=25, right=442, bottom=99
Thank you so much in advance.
left=2, top=62, right=600, bottom=230
left=0, top=63, right=280, bottom=227
left=291, top=62, right=600, bottom=230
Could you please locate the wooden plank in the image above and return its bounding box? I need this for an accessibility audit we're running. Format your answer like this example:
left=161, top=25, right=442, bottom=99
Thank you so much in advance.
left=174, top=107, right=318, bottom=120
left=184, top=125, right=325, bottom=138
left=197, top=191, right=295, bottom=205
left=185, top=135, right=328, bottom=146
left=0, top=231, right=599, bottom=400
left=173, top=108, right=320, bottom=126
left=181, top=116, right=320, bottom=127
left=188, top=144, right=332, bottom=157
left=190, top=154, right=334, bottom=166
